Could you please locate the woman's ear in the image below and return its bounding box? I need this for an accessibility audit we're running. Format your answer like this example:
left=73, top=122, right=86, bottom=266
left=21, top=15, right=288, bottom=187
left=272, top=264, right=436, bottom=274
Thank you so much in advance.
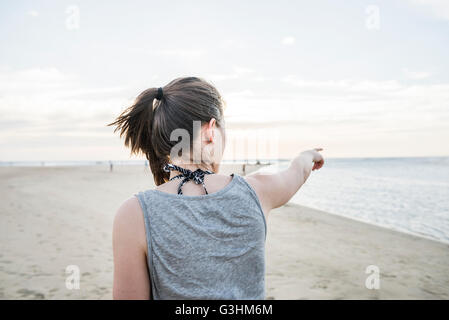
left=206, top=118, right=216, bottom=143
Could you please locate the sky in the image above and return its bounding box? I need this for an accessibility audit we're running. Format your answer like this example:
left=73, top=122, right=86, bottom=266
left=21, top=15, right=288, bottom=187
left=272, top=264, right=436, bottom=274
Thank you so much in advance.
left=0, top=0, right=448, bottom=161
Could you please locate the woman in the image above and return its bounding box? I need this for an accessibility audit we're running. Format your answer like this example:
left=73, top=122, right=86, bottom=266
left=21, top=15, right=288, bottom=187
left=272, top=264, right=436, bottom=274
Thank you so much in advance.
left=110, top=77, right=324, bottom=299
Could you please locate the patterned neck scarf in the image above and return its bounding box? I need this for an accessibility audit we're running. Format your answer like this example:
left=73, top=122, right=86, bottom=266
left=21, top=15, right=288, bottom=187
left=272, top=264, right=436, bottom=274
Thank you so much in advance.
left=163, top=163, right=214, bottom=195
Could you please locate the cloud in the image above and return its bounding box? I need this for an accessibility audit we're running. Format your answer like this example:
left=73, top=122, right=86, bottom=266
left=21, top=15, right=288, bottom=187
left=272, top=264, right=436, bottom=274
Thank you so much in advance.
left=207, top=73, right=239, bottom=82
left=206, top=66, right=254, bottom=82
left=152, top=49, right=205, bottom=58
left=280, top=76, right=449, bottom=112
left=233, top=66, right=254, bottom=75
left=280, top=76, right=405, bottom=99
left=2, top=69, right=448, bottom=160
left=403, top=68, right=432, bottom=79
left=218, top=39, right=249, bottom=50
left=404, top=0, right=449, bottom=20
left=251, top=76, right=270, bottom=82
left=227, top=90, right=255, bottom=98
left=128, top=47, right=206, bottom=58
left=226, top=119, right=310, bottom=129
left=27, top=10, right=39, bottom=17
left=222, top=75, right=449, bottom=137
left=0, top=68, right=128, bottom=136
left=282, top=36, right=295, bottom=46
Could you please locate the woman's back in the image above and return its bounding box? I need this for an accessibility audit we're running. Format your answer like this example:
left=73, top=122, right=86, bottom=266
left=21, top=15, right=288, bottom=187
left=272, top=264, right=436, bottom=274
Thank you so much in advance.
left=136, top=173, right=267, bottom=299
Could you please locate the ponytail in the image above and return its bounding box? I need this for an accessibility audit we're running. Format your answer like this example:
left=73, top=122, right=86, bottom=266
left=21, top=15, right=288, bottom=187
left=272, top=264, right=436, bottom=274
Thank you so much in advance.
left=109, top=77, right=225, bottom=186
left=108, top=88, right=169, bottom=185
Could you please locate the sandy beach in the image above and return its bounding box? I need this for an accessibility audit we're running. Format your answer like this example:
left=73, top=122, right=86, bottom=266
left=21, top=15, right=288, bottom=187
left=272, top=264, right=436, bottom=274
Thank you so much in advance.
left=0, top=165, right=448, bottom=299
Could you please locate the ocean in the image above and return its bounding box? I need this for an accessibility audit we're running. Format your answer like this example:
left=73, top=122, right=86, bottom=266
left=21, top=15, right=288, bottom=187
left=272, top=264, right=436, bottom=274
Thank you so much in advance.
left=259, top=157, right=449, bottom=244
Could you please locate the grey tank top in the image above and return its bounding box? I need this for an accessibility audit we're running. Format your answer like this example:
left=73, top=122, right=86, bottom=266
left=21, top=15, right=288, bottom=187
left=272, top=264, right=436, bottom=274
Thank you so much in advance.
left=135, top=174, right=267, bottom=300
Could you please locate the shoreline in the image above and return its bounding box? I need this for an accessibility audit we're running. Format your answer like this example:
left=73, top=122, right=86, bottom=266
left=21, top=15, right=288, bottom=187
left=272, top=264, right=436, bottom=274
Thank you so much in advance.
left=287, top=202, right=449, bottom=246
left=287, top=201, right=449, bottom=246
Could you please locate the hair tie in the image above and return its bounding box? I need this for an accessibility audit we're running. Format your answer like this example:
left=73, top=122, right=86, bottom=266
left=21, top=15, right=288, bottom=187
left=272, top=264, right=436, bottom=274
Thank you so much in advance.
left=155, top=87, right=163, bottom=100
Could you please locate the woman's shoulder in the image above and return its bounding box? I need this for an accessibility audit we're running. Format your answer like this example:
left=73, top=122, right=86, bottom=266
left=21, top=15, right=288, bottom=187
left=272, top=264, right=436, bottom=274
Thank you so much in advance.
left=242, top=173, right=263, bottom=192
left=240, top=173, right=272, bottom=216
left=114, top=196, right=143, bottom=221
left=113, top=196, right=147, bottom=253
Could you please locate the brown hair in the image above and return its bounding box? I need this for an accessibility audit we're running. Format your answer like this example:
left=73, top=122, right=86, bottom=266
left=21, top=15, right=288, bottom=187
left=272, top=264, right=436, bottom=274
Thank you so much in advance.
left=108, top=77, right=225, bottom=185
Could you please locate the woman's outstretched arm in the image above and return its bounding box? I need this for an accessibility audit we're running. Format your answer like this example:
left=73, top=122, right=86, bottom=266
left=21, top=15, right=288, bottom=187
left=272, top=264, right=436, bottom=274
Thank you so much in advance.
left=245, top=149, right=324, bottom=215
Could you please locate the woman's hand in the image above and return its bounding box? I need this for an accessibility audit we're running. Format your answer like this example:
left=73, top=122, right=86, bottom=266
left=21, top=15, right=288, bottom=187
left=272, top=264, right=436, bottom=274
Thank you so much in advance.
left=300, top=148, right=324, bottom=171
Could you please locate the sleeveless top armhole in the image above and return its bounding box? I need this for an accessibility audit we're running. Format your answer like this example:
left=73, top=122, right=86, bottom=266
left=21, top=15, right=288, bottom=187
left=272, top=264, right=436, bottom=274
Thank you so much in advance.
left=237, top=175, right=268, bottom=240
left=135, top=193, right=157, bottom=300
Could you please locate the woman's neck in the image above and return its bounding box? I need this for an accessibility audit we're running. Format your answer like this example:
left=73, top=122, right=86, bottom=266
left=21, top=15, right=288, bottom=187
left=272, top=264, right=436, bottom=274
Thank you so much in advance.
left=169, top=163, right=215, bottom=179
